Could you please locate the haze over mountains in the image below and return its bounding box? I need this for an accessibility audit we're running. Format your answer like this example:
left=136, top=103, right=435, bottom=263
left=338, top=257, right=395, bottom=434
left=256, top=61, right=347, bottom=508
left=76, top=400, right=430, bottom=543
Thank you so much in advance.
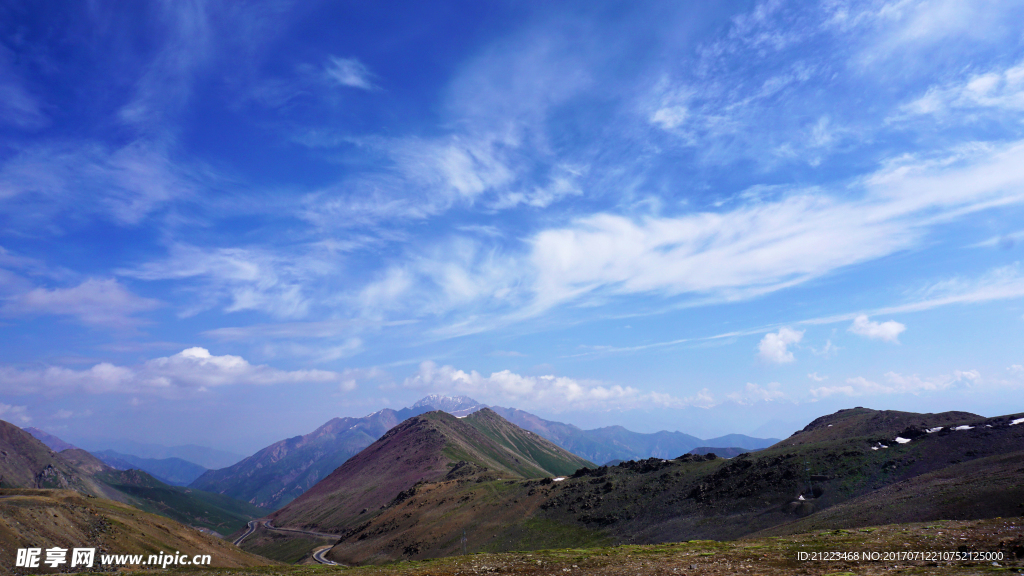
left=189, top=395, right=778, bottom=510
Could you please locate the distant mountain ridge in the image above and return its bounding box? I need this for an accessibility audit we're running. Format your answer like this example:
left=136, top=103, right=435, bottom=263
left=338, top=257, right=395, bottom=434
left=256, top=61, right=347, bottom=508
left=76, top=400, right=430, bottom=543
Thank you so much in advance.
left=23, top=426, right=78, bottom=452
left=93, top=449, right=208, bottom=486
left=488, top=406, right=779, bottom=463
left=80, top=439, right=245, bottom=469
left=191, top=395, right=778, bottom=510
left=412, top=394, right=487, bottom=416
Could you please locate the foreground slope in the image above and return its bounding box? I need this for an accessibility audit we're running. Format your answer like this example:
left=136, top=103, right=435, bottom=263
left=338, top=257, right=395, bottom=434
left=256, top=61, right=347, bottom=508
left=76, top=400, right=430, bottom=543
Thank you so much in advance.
left=0, top=489, right=273, bottom=572
left=270, top=409, right=593, bottom=532
left=316, top=407, right=1023, bottom=564
left=151, top=516, right=1024, bottom=576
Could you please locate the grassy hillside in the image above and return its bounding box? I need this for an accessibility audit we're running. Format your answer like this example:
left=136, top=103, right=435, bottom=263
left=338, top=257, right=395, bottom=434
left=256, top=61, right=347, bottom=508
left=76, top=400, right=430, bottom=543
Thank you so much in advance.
left=96, top=468, right=266, bottom=535
left=0, top=489, right=274, bottom=571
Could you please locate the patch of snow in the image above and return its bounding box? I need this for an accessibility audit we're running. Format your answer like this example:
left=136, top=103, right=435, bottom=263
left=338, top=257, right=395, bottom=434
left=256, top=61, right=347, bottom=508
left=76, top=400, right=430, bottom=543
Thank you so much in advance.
left=1010, top=418, right=1024, bottom=426
left=953, top=425, right=974, bottom=431
left=827, top=424, right=833, bottom=427
left=879, top=444, right=888, bottom=449
left=894, top=437, right=911, bottom=444
left=985, top=424, right=992, bottom=428
left=457, top=416, right=467, bottom=418
left=871, top=447, right=879, bottom=451
left=798, top=495, right=805, bottom=501
left=926, top=427, right=943, bottom=433
left=552, top=477, right=566, bottom=482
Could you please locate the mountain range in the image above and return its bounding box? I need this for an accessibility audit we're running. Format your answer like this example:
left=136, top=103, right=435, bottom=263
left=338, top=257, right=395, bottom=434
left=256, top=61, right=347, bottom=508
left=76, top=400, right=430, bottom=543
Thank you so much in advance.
left=240, top=405, right=1023, bottom=565
left=189, top=395, right=777, bottom=510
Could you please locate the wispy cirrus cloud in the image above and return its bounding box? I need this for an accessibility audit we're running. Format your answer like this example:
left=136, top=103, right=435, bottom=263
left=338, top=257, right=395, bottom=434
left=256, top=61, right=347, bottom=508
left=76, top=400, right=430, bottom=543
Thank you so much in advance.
left=121, top=243, right=331, bottom=318
left=0, top=141, right=209, bottom=228
left=1, top=278, right=159, bottom=329
left=324, top=57, right=376, bottom=90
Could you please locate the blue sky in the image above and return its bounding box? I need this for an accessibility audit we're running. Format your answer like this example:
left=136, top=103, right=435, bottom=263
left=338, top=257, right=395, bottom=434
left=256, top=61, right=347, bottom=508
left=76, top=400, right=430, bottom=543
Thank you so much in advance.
left=2, top=0, right=1024, bottom=454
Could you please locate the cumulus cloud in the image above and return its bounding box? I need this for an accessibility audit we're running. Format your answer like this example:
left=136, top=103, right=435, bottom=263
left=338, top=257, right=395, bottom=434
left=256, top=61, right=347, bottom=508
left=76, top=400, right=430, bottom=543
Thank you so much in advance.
left=1, top=278, right=160, bottom=328
left=0, top=403, right=30, bottom=424
left=757, top=327, right=803, bottom=364
left=848, top=314, right=906, bottom=343
left=0, top=347, right=357, bottom=397
left=810, top=369, right=979, bottom=398
left=402, top=361, right=713, bottom=411
left=325, top=57, right=376, bottom=90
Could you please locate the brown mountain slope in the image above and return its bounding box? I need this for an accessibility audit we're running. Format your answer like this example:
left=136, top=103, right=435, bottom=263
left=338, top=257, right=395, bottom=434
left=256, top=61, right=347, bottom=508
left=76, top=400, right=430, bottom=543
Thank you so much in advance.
left=0, top=421, right=91, bottom=493
left=0, top=489, right=274, bottom=573
left=270, top=409, right=594, bottom=532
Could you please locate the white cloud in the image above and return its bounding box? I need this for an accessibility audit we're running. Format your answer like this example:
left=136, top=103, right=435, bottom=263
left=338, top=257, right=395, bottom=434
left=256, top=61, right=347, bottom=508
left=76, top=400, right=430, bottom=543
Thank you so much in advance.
left=810, top=369, right=978, bottom=398
left=757, top=327, right=804, bottom=364
left=807, top=372, right=827, bottom=382
left=402, top=360, right=712, bottom=411
left=900, top=59, right=1024, bottom=118
left=848, top=314, right=906, bottom=343
left=1, top=278, right=160, bottom=328
left=325, top=57, right=376, bottom=90
left=726, top=382, right=785, bottom=405
left=122, top=244, right=325, bottom=318
left=0, top=347, right=356, bottom=397
left=0, top=403, right=30, bottom=424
